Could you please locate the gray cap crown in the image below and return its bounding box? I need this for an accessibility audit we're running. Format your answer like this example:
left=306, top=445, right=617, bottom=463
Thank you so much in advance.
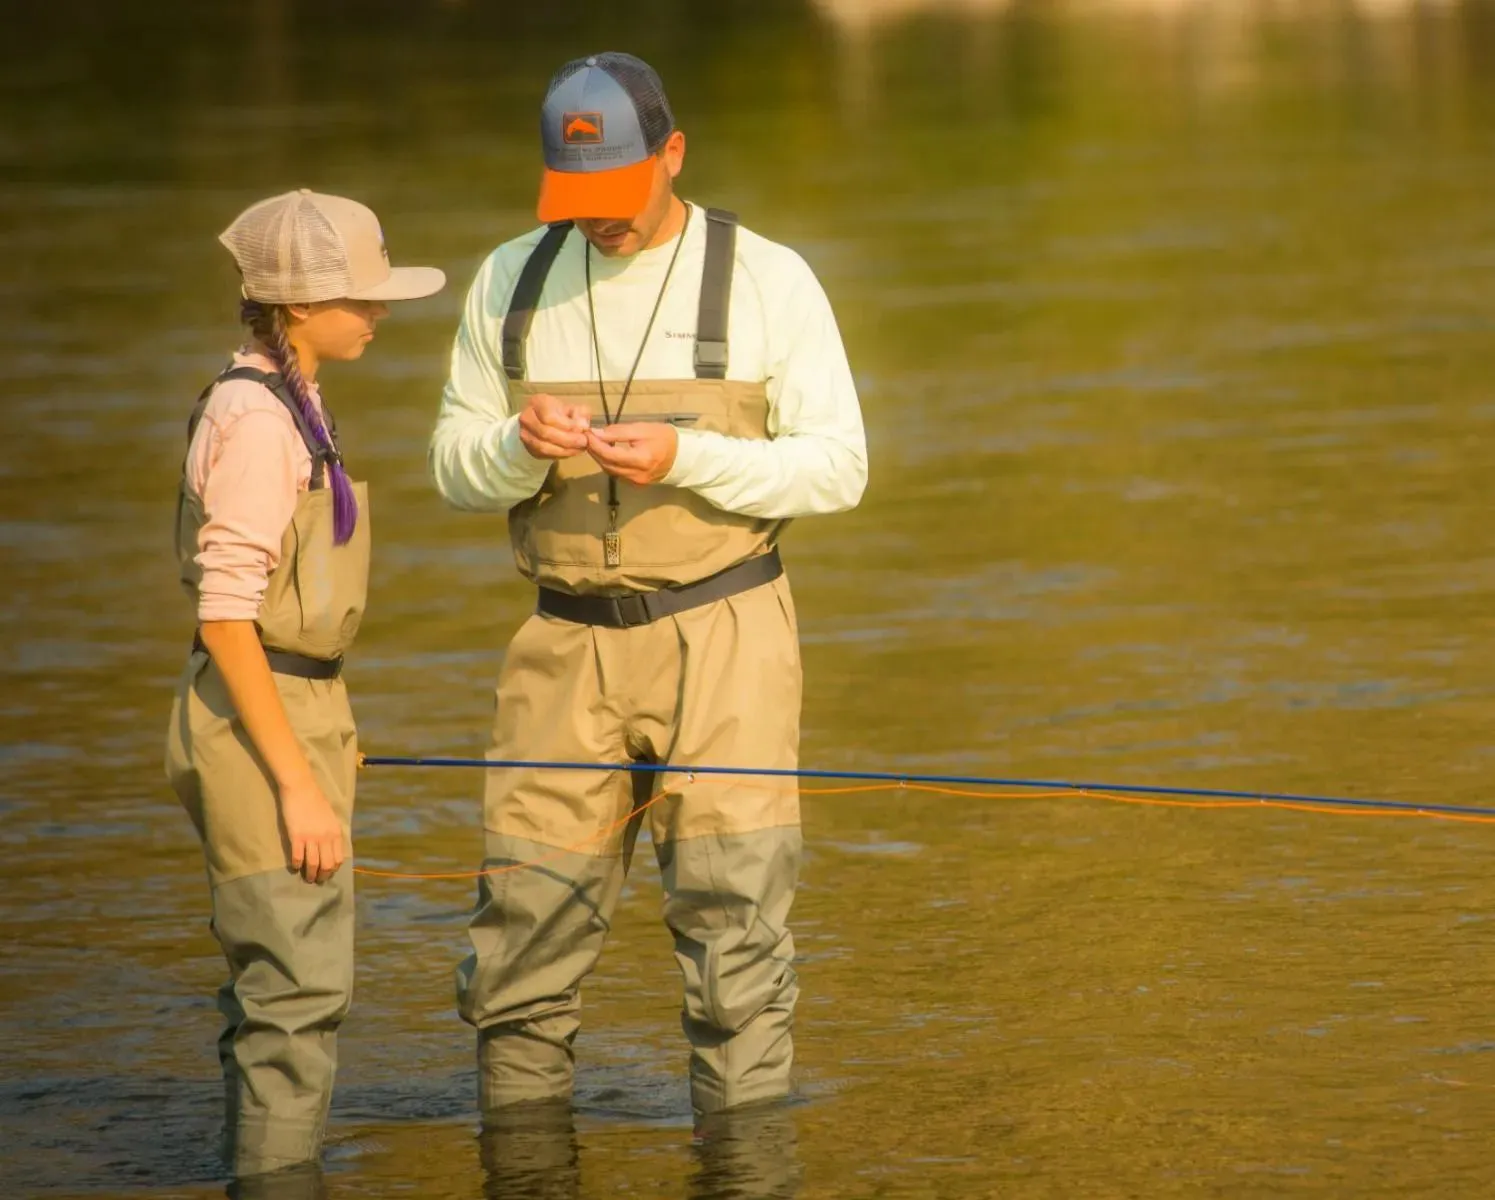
left=541, top=52, right=674, bottom=175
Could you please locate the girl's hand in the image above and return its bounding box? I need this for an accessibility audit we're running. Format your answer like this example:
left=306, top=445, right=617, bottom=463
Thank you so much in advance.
left=197, top=624, right=347, bottom=885
left=278, top=776, right=345, bottom=884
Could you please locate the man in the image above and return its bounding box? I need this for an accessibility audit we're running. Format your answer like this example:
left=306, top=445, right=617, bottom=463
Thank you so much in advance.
left=428, top=51, right=867, bottom=1117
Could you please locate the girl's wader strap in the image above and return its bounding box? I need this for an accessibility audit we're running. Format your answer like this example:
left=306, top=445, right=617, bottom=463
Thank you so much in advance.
left=189, top=365, right=336, bottom=489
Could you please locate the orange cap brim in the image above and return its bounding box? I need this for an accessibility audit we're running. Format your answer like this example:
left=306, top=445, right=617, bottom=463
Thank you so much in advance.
left=537, top=159, right=656, bottom=223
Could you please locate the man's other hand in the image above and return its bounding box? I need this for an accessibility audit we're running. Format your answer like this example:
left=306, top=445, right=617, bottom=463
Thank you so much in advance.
left=587, top=423, right=680, bottom=485
left=518, top=393, right=592, bottom=459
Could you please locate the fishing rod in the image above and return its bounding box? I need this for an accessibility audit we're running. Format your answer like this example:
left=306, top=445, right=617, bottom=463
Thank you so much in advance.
left=358, top=754, right=1495, bottom=821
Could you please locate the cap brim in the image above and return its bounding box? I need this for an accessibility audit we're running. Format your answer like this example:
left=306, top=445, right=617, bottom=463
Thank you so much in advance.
left=537, top=159, right=655, bottom=223
left=347, top=266, right=447, bottom=302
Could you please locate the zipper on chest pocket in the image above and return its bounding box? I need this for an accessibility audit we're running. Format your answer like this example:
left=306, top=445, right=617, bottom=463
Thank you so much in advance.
left=588, top=413, right=701, bottom=427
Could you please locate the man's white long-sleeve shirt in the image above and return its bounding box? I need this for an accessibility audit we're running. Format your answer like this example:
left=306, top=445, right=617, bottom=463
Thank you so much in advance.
left=429, top=203, right=867, bottom=520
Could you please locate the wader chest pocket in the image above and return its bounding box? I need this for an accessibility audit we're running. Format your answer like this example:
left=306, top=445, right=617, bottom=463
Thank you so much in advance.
left=588, top=413, right=701, bottom=427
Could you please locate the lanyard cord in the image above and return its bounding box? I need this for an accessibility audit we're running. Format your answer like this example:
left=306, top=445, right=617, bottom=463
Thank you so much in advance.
left=584, top=205, right=692, bottom=523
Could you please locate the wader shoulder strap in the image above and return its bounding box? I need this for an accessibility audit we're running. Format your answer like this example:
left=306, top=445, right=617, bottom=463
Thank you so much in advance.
left=694, top=208, right=738, bottom=380
left=502, top=223, right=573, bottom=382
left=500, top=212, right=736, bottom=381
left=188, top=365, right=334, bottom=489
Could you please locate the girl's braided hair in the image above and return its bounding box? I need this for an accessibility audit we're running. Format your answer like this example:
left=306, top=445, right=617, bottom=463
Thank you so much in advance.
left=241, top=299, right=358, bottom=545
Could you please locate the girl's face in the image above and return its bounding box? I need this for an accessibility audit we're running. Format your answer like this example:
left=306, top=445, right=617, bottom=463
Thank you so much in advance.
left=288, top=298, right=390, bottom=362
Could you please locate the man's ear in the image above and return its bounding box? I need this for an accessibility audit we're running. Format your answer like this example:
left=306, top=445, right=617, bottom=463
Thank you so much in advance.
left=663, top=129, right=686, bottom=180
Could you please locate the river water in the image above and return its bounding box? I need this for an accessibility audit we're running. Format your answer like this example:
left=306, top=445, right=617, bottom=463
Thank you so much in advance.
left=7, top=1, right=1495, bottom=1195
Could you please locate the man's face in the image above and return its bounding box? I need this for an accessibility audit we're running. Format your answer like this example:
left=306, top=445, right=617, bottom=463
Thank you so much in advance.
left=576, top=132, right=686, bottom=258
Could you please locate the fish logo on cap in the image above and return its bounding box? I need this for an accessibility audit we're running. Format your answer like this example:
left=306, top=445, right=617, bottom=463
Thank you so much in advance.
left=563, top=111, right=605, bottom=144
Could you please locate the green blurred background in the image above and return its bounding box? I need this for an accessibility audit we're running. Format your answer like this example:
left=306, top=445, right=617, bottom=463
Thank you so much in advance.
left=7, top=1, right=1495, bottom=1195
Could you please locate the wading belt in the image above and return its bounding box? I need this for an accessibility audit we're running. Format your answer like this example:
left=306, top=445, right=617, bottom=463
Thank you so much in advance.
left=192, top=631, right=344, bottom=681
left=537, top=547, right=782, bottom=629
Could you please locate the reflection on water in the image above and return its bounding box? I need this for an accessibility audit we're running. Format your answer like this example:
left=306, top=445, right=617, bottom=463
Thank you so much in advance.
left=688, top=1105, right=802, bottom=1200
left=8, top=0, right=1495, bottom=1195
left=479, top=1103, right=581, bottom=1200
left=226, top=1164, right=328, bottom=1200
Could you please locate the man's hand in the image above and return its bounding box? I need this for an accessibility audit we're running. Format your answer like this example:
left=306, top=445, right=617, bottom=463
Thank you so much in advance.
left=587, top=423, right=679, bottom=485
left=518, top=392, right=592, bottom=460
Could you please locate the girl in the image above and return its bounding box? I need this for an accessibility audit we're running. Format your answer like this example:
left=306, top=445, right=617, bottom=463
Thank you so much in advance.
left=165, top=189, right=444, bottom=1178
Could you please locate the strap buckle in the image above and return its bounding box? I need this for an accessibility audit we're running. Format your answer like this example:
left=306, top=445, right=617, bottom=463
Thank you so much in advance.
left=501, top=336, right=524, bottom=381
left=694, top=339, right=729, bottom=373
left=609, top=592, right=655, bottom=628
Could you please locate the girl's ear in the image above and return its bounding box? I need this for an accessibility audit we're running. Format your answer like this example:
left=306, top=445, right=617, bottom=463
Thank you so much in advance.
left=284, top=303, right=312, bottom=324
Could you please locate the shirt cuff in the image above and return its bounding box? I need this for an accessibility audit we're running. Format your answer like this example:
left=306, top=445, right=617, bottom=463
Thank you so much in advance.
left=662, top=427, right=712, bottom=489
left=496, top=415, right=553, bottom=489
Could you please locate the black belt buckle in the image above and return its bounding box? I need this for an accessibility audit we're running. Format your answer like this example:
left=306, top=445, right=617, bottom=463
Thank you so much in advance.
left=610, top=592, right=654, bottom=628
